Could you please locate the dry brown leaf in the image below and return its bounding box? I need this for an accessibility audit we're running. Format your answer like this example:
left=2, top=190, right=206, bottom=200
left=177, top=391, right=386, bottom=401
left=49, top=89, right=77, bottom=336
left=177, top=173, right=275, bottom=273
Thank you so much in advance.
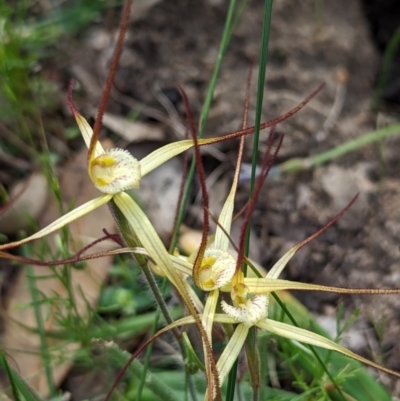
left=0, top=173, right=49, bottom=235
left=90, top=109, right=165, bottom=142
left=128, top=152, right=181, bottom=243
left=2, top=141, right=115, bottom=396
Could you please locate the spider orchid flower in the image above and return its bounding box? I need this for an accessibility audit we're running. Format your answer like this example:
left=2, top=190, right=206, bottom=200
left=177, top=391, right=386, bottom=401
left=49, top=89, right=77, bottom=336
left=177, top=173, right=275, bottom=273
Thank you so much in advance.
left=1, top=92, right=237, bottom=397
left=0, top=103, right=252, bottom=255
left=167, top=152, right=400, bottom=398
left=191, top=135, right=245, bottom=348
left=211, top=228, right=400, bottom=391
left=160, top=220, right=400, bottom=400
left=0, top=79, right=321, bottom=256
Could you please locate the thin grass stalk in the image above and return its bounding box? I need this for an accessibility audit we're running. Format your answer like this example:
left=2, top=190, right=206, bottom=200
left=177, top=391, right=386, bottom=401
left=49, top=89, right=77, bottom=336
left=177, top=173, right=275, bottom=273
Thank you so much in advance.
left=1, top=352, right=22, bottom=401
left=258, top=334, right=269, bottom=401
left=373, top=27, right=400, bottom=107
left=136, top=279, right=166, bottom=401
left=277, top=122, right=400, bottom=174
left=105, top=342, right=182, bottom=400
left=25, top=262, right=55, bottom=396
left=225, top=357, right=239, bottom=401
left=229, top=0, right=249, bottom=39
left=244, top=0, right=273, bottom=273
left=227, top=63, right=266, bottom=401
left=108, top=200, right=198, bottom=400
left=244, top=327, right=261, bottom=401
left=0, top=351, right=44, bottom=401
left=173, top=0, right=238, bottom=245
left=241, top=2, right=347, bottom=399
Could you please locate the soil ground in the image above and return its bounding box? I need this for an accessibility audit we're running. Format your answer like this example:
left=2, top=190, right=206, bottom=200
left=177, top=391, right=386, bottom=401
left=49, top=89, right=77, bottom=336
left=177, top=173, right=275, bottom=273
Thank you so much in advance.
left=2, top=0, right=400, bottom=398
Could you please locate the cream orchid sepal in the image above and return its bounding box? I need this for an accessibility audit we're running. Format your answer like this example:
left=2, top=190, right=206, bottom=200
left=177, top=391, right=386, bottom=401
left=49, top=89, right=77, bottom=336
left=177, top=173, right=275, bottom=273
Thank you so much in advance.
left=111, top=191, right=220, bottom=399
left=112, top=192, right=185, bottom=288
left=221, top=278, right=400, bottom=295
left=0, top=195, right=112, bottom=251
left=0, top=83, right=320, bottom=252
left=0, top=123, right=249, bottom=251
left=156, top=306, right=400, bottom=398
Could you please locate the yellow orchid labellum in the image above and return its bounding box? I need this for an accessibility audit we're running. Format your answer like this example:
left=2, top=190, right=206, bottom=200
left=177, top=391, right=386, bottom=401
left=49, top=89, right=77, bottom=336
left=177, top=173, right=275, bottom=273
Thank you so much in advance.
left=197, top=248, right=236, bottom=291
left=89, top=149, right=141, bottom=193
left=221, top=270, right=269, bottom=327
left=222, top=291, right=269, bottom=327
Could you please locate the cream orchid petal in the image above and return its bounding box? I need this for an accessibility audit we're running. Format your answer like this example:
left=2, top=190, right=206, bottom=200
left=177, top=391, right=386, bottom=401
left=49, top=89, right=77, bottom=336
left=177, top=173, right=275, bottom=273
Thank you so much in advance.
left=203, top=290, right=219, bottom=341
left=169, top=254, right=193, bottom=276
left=212, top=313, right=238, bottom=324
left=140, top=138, right=221, bottom=177
left=214, top=182, right=235, bottom=252
left=214, top=145, right=242, bottom=252
left=72, top=110, right=104, bottom=157
left=114, top=191, right=220, bottom=394
left=201, top=289, right=220, bottom=401
left=140, top=139, right=195, bottom=177
left=266, top=244, right=300, bottom=279
left=258, top=319, right=400, bottom=379
left=0, top=194, right=112, bottom=250
left=216, top=324, right=249, bottom=385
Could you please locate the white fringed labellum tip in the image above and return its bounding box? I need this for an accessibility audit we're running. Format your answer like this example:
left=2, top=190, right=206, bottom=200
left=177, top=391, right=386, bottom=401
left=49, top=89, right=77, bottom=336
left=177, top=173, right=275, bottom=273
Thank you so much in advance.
left=221, top=293, right=269, bottom=327
left=90, top=148, right=141, bottom=194
left=197, top=248, right=236, bottom=291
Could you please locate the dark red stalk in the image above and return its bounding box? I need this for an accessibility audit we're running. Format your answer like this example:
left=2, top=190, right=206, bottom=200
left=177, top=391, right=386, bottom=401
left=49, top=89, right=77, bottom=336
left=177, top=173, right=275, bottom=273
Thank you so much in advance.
left=177, top=85, right=222, bottom=400
left=88, top=0, right=133, bottom=162
left=103, top=317, right=195, bottom=401
left=178, top=85, right=210, bottom=276
left=224, top=83, right=324, bottom=141
left=235, top=128, right=283, bottom=274
left=175, top=83, right=325, bottom=151
left=0, top=231, right=125, bottom=267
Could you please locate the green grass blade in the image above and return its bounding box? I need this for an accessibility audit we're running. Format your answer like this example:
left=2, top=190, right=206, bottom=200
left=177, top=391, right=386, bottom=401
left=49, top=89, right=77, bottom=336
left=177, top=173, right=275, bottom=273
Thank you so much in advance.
left=234, top=1, right=273, bottom=400
left=278, top=123, right=400, bottom=173
left=1, top=351, right=22, bottom=401
left=268, top=292, right=392, bottom=401
left=373, top=26, right=400, bottom=107
left=105, top=341, right=182, bottom=401
left=0, top=351, right=44, bottom=401
left=170, top=0, right=238, bottom=251
left=25, top=263, right=56, bottom=396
